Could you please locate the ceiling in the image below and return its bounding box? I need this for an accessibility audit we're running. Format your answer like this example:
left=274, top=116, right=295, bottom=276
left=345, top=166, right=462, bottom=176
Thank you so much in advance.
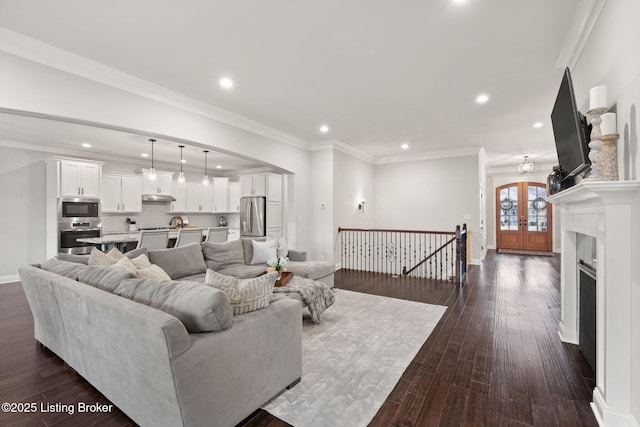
left=0, top=0, right=580, bottom=169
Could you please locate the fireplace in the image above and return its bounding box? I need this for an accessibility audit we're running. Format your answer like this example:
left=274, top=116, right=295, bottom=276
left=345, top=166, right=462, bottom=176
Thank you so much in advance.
left=547, top=181, right=640, bottom=427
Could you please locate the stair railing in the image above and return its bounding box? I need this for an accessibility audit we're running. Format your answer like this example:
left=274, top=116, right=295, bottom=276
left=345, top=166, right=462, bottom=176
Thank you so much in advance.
left=338, top=225, right=467, bottom=282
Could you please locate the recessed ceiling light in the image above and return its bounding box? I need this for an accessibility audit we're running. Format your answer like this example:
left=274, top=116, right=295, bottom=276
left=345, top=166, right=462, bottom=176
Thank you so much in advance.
left=141, top=153, right=149, bottom=158
left=476, top=94, right=489, bottom=104
left=81, top=143, right=91, bottom=148
left=320, top=125, right=329, bottom=133
left=216, top=165, right=222, bottom=169
left=401, top=143, right=409, bottom=150
left=181, top=159, right=187, bottom=163
left=533, top=122, right=543, bottom=128
left=219, top=77, right=233, bottom=89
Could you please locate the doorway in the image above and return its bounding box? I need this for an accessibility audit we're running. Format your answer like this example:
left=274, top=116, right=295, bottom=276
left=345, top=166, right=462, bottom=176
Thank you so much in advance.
left=496, top=182, right=552, bottom=252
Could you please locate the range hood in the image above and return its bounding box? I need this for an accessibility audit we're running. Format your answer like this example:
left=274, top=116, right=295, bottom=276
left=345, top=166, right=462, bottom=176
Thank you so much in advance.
left=142, top=193, right=176, bottom=202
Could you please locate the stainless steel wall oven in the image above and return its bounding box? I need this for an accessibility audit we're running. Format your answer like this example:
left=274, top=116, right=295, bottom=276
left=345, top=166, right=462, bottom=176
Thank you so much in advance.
left=57, top=198, right=102, bottom=254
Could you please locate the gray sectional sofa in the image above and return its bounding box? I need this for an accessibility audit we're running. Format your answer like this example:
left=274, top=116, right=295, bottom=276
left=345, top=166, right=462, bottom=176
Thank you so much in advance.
left=17, top=237, right=335, bottom=427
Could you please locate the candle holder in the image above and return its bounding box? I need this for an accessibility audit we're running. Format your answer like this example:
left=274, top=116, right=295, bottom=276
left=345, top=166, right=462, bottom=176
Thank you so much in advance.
left=583, top=107, right=607, bottom=181
left=600, top=133, right=620, bottom=180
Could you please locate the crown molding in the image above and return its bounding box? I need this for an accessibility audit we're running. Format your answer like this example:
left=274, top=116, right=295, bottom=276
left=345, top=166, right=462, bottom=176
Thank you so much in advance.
left=375, top=146, right=481, bottom=165
left=0, top=27, right=310, bottom=151
left=555, top=0, right=608, bottom=69
left=310, top=139, right=376, bottom=163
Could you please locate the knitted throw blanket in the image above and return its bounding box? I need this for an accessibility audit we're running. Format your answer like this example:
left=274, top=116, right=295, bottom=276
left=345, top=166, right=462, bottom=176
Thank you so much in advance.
left=273, top=276, right=335, bottom=324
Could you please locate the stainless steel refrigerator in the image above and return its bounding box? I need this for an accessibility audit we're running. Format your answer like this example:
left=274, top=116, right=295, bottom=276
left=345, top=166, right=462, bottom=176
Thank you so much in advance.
left=240, top=196, right=266, bottom=237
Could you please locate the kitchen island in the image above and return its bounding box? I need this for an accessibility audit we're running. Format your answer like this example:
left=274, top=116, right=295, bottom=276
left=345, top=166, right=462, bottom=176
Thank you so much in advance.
left=78, top=227, right=237, bottom=251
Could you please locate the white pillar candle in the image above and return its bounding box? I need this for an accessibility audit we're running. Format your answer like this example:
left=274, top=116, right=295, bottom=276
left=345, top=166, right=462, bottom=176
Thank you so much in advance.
left=589, top=85, right=607, bottom=110
left=600, top=112, right=617, bottom=135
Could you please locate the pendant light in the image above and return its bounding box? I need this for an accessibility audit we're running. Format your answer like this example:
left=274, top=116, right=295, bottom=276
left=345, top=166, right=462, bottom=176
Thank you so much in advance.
left=148, top=138, right=157, bottom=182
left=202, top=150, right=210, bottom=186
left=177, top=145, right=186, bottom=184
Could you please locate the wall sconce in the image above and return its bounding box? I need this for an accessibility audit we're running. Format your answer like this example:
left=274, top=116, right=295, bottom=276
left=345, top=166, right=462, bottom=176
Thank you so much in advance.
left=358, top=198, right=366, bottom=213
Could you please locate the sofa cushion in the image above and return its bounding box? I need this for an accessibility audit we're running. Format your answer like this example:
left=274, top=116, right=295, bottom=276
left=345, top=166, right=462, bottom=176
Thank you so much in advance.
left=178, top=272, right=207, bottom=282
left=148, top=243, right=207, bottom=280
left=54, top=253, right=90, bottom=264
left=124, top=247, right=149, bottom=260
left=286, top=261, right=335, bottom=280
left=216, top=265, right=267, bottom=279
left=201, top=240, right=245, bottom=271
left=114, top=278, right=233, bottom=333
left=205, top=269, right=277, bottom=315
left=241, top=237, right=267, bottom=265
left=77, top=265, right=136, bottom=292
left=41, top=258, right=88, bottom=280
left=250, top=239, right=277, bottom=265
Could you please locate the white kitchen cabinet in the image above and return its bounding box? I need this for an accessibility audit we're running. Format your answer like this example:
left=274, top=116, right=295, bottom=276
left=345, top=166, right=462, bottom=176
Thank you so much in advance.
left=186, top=182, right=213, bottom=213
left=59, top=160, right=102, bottom=197
left=240, top=174, right=281, bottom=199
left=227, top=229, right=240, bottom=241
left=212, top=177, right=229, bottom=213
left=228, top=182, right=241, bottom=212
left=171, top=181, right=187, bottom=212
left=141, top=169, right=173, bottom=196
left=101, top=174, right=142, bottom=213
left=241, top=175, right=266, bottom=197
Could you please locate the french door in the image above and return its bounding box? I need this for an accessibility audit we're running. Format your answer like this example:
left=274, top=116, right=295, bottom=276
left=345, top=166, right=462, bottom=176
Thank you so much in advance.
left=496, top=182, right=552, bottom=252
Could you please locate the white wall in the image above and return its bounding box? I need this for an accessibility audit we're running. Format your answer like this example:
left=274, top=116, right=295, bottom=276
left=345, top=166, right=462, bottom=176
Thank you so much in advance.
left=374, top=154, right=483, bottom=263
left=332, top=149, right=376, bottom=266
left=0, top=146, right=48, bottom=282
left=308, top=148, right=333, bottom=262
left=570, top=0, right=640, bottom=422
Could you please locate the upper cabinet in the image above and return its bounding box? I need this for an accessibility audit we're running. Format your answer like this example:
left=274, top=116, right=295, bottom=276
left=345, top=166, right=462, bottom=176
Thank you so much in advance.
left=57, top=159, right=102, bottom=197
left=240, top=174, right=281, bottom=200
left=47, top=158, right=103, bottom=198
left=228, top=181, right=241, bottom=213
left=102, top=173, right=142, bottom=213
left=170, top=181, right=187, bottom=213
left=186, top=182, right=214, bottom=213
left=141, top=169, right=173, bottom=196
left=212, top=177, right=229, bottom=213
left=241, top=175, right=266, bottom=197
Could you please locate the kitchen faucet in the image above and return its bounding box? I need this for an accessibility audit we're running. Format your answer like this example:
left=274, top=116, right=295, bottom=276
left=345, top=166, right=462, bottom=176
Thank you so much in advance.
left=169, top=216, right=184, bottom=228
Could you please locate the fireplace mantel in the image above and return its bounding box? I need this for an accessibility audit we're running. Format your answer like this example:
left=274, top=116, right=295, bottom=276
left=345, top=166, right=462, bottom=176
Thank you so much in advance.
left=547, top=181, right=640, bottom=427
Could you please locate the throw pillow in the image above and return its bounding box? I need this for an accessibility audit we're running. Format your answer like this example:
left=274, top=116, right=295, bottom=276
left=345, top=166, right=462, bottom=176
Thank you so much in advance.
left=148, top=243, right=207, bottom=280
left=201, top=240, right=245, bottom=271
left=250, top=239, right=277, bottom=265
left=124, top=247, right=149, bottom=260
left=130, top=254, right=152, bottom=269
left=241, top=237, right=267, bottom=265
left=276, top=237, right=288, bottom=258
left=112, top=257, right=138, bottom=275
left=114, top=278, right=233, bottom=333
left=88, top=247, right=124, bottom=266
left=135, top=264, right=172, bottom=281
left=205, top=269, right=277, bottom=315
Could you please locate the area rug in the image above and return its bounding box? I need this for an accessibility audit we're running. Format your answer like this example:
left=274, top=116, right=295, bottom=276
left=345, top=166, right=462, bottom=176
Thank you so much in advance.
left=262, top=289, right=447, bottom=427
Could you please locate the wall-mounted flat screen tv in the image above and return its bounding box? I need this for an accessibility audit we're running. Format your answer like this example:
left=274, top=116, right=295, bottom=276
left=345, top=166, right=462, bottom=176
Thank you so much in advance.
left=550, top=67, right=591, bottom=182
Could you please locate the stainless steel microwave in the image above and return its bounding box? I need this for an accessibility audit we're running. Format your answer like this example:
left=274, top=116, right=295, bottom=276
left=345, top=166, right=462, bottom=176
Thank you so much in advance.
left=58, top=198, right=101, bottom=219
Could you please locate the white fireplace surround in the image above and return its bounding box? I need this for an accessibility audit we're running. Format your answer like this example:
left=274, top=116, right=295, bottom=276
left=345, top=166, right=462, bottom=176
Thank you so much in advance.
left=548, top=181, right=640, bottom=427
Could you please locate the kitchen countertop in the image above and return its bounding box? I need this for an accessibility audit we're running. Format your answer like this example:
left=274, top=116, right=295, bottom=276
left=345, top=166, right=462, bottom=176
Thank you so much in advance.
left=78, top=227, right=235, bottom=245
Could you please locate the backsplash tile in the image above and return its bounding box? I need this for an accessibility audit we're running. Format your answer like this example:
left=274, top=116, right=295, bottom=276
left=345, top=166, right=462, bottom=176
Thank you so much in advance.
left=102, top=202, right=237, bottom=234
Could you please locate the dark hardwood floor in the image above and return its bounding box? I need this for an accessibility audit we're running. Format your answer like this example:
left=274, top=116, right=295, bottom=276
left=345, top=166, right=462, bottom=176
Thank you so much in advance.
left=0, top=251, right=597, bottom=426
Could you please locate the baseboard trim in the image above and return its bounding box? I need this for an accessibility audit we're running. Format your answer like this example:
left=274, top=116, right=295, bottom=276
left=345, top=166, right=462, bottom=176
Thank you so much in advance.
left=0, top=274, right=19, bottom=284
left=592, top=387, right=640, bottom=427
left=558, top=321, right=578, bottom=344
